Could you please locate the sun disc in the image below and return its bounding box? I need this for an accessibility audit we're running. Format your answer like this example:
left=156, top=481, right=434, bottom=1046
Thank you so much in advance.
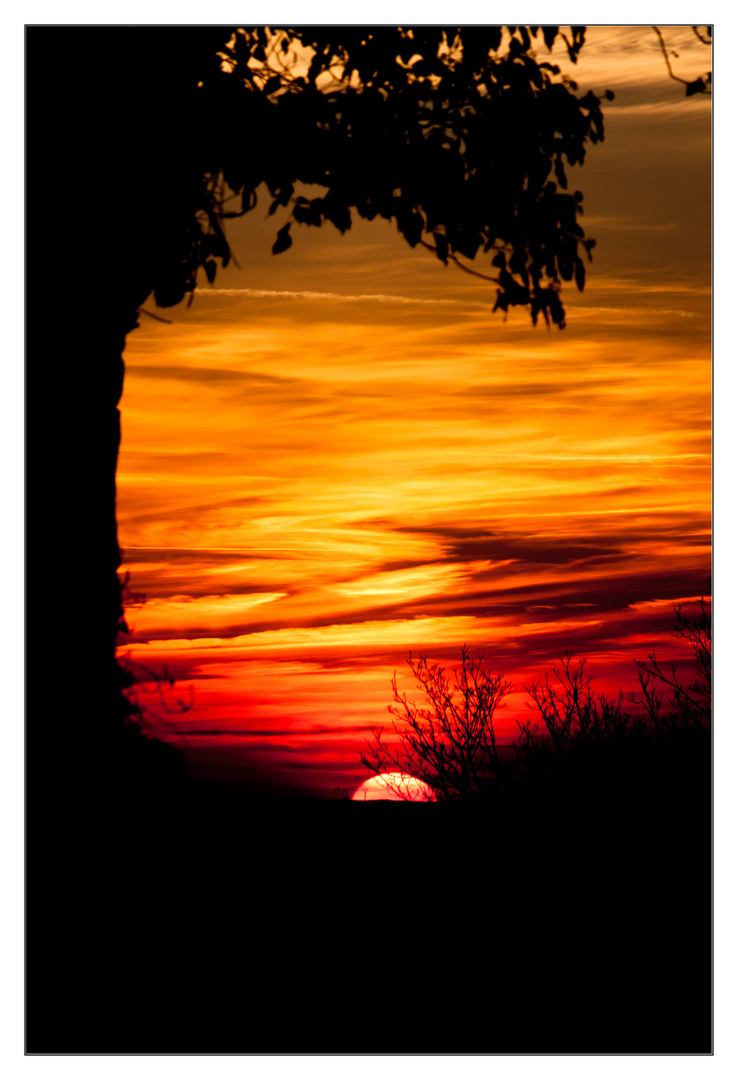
left=351, top=772, right=435, bottom=802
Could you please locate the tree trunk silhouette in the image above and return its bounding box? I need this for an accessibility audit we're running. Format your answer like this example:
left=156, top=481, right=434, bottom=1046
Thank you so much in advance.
left=28, top=27, right=222, bottom=791
left=28, top=289, right=146, bottom=781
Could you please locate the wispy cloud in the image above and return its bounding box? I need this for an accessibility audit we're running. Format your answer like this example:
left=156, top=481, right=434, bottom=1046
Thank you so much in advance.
left=200, top=287, right=488, bottom=307
left=197, top=287, right=698, bottom=320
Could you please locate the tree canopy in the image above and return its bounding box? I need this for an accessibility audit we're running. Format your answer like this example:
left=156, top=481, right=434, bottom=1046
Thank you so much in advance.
left=122, top=25, right=610, bottom=328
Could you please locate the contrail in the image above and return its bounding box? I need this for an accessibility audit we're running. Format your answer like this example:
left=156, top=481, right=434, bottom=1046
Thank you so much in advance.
left=197, top=287, right=695, bottom=318
left=200, top=287, right=488, bottom=307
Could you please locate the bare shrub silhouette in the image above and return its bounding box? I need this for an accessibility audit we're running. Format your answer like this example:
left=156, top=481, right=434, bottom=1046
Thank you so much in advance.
left=121, top=658, right=196, bottom=737
left=360, top=646, right=512, bottom=801
left=629, top=596, right=711, bottom=736
left=359, top=592, right=711, bottom=800
left=110, top=654, right=193, bottom=790
left=115, top=572, right=195, bottom=773
left=514, top=651, right=643, bottom=773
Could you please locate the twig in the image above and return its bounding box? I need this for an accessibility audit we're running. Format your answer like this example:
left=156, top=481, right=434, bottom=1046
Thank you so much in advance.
left=418, top=238, right=500, bottom=284
left=691, top=27, right=712, bottom=47
left=652, top=26, right=690, bottom=86
left=138, top=307, right=173, bottom=324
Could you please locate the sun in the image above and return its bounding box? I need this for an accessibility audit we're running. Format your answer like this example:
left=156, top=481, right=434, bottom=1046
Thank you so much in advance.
left=351, top=772, right=435, bottom=802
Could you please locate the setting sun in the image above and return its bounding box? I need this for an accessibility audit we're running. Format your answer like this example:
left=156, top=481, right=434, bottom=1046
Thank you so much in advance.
left=351, top=772, right=436, bottom=802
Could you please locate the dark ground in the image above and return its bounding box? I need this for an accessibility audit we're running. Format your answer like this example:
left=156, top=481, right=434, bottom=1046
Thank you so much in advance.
left=26, top=734, right=711, bottom=1055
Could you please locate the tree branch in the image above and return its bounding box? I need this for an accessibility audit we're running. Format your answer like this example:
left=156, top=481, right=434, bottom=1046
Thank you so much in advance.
left=418, top=238, right=501, bottom=284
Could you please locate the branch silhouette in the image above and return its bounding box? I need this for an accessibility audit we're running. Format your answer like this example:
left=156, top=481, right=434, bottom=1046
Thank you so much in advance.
left=652, top=25, right=712, bottom=96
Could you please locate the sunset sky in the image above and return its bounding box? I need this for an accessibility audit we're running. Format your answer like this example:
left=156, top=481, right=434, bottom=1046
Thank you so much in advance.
left=116, top=26, right=711, bottom=796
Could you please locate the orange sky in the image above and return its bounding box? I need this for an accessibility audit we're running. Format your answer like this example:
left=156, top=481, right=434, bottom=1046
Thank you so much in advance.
left=116, top=27, right=711, bottom=796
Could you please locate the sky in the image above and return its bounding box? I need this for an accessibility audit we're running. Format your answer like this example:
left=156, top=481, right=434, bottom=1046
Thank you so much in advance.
left=116, top=26, right=711, bottom=796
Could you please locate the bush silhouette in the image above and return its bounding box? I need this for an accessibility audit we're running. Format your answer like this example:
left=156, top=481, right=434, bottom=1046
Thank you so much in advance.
left=360, top=595, right=711, bottom=801
left=629, top=596, right=711, bottom=737
left=516, top=651, right=635, bottom=764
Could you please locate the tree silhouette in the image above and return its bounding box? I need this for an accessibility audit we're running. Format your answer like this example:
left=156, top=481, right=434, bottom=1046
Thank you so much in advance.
left=28, top=24, right=615, bottom=781
left=361, top=646, right=512, bottom=800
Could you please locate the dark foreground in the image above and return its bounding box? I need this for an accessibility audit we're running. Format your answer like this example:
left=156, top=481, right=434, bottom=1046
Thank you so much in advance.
left=27, top=736, right=711, bottom=1054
